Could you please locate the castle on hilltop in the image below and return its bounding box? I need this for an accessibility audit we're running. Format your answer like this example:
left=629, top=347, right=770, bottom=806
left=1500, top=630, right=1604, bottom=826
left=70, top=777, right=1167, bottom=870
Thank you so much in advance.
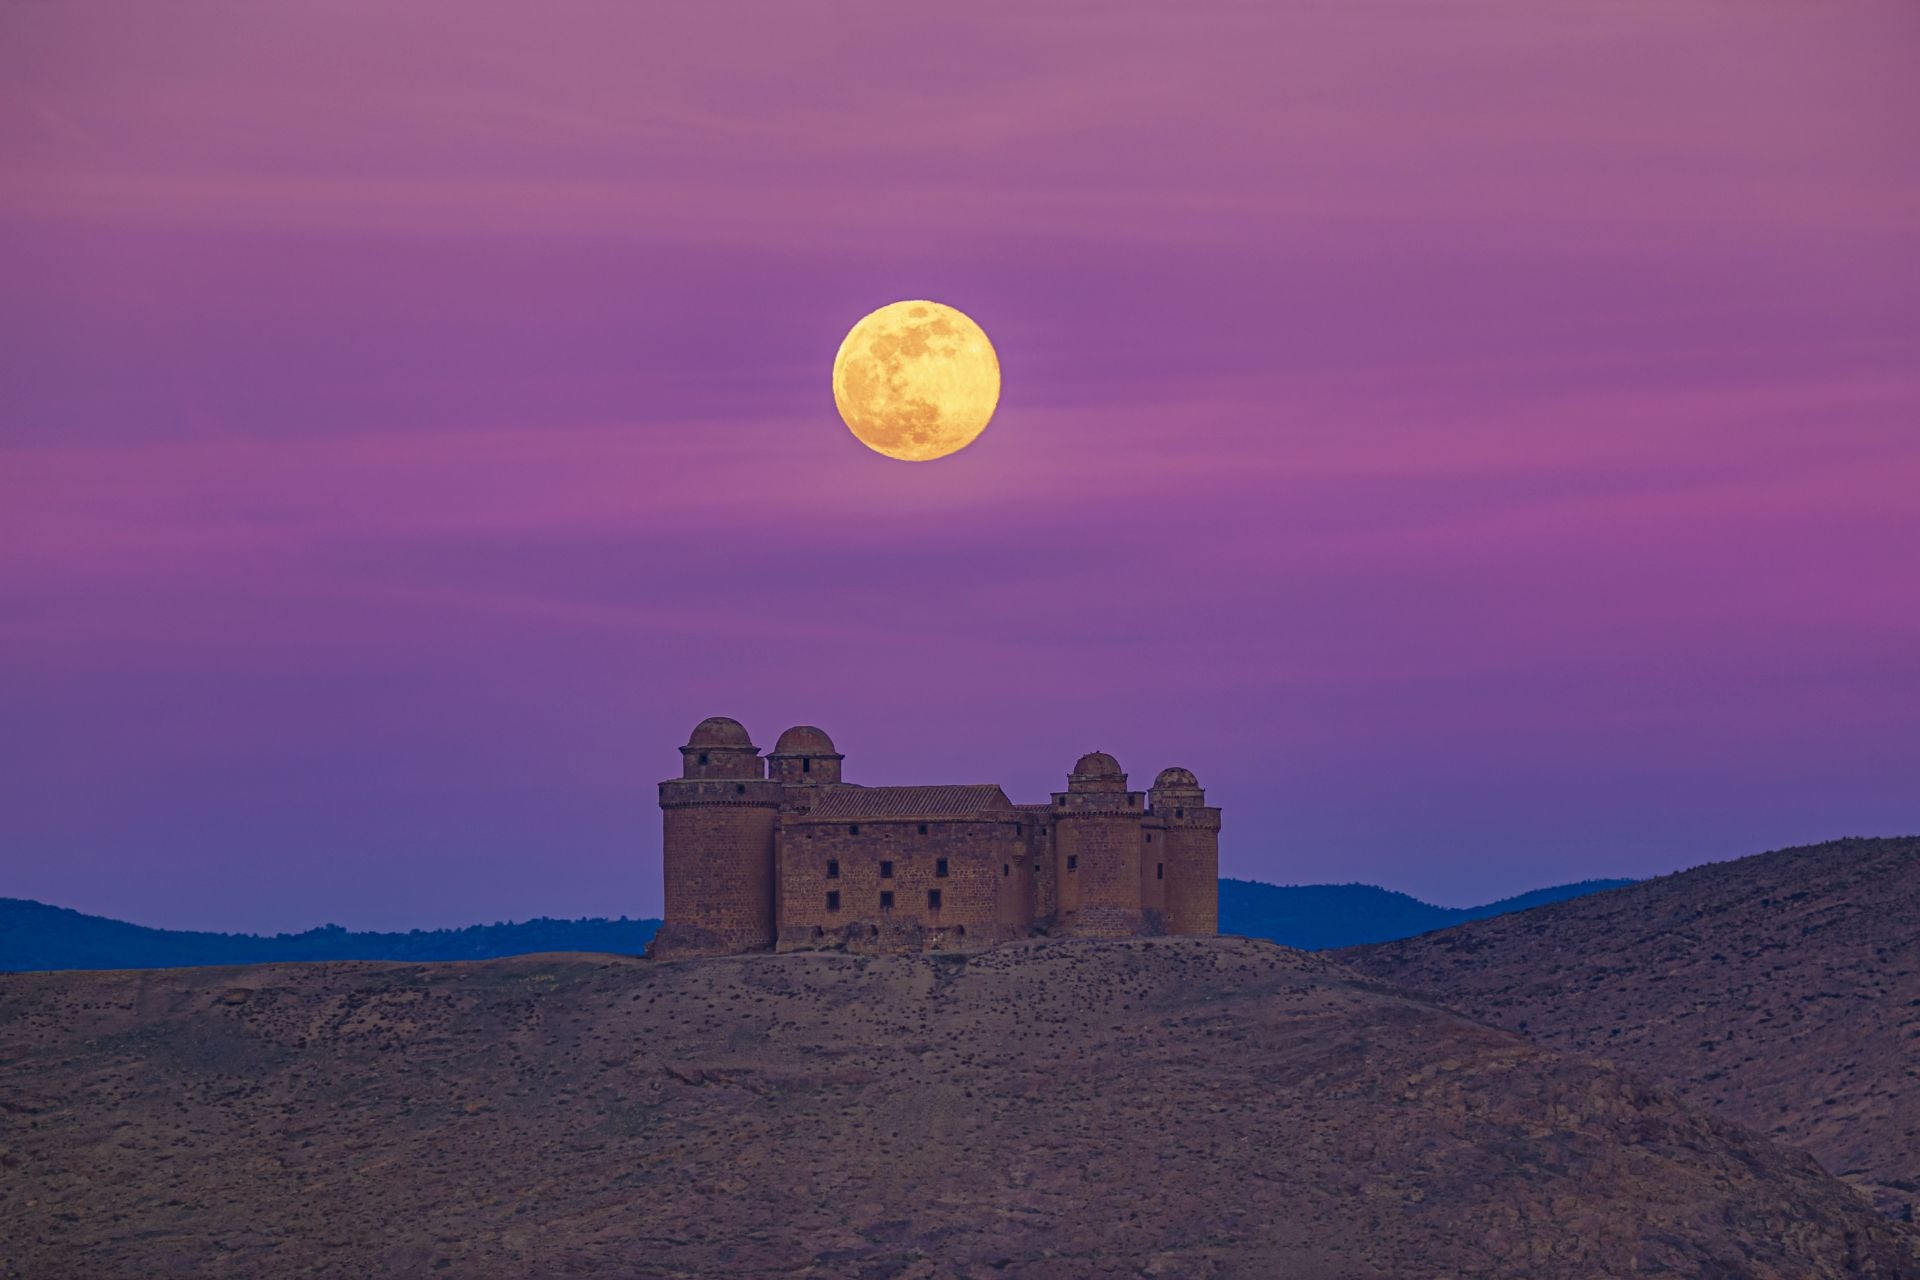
left=649, top=718, right=1220, bottom=957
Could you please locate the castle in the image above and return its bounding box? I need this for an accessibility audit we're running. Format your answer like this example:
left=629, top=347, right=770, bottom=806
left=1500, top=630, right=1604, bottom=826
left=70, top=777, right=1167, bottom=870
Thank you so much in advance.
left=649, top=718, right=1220, bottom=957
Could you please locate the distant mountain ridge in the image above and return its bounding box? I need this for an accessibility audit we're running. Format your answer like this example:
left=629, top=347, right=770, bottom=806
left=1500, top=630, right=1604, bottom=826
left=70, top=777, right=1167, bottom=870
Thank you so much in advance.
left=0, top=900, right=663, bottom=973
left=1, top=877, right=1632, bottom=972
left=1218, top=876, right=1637, bottom=950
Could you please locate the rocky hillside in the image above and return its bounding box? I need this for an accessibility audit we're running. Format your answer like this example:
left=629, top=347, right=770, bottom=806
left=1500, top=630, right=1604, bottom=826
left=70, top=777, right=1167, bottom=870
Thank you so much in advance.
left=3, top=937, right=1913, bottom=1277
left=1343, top=836, right=1920, bottom=1220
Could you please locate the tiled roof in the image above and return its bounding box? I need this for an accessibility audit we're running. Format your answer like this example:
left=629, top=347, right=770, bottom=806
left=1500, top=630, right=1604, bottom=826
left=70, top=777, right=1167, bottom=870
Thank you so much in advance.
left=1012, top=802, right=1054, bottom=812
left=802, top=785, right=1013, bottom=820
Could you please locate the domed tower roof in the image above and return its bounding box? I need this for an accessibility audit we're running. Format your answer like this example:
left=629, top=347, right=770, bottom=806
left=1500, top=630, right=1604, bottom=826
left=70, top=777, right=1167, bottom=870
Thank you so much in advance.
left=677, top=716, right=763, bottom=780
left=1073, top=751, right=1123, bottom=778
left=767, top=724, right=844, bottom=785
left=772, top=725, right=837, bottom=756
left=1067, top=750, right=1128, bottom=793
left=1153, top=766, right=1201, bottom=790
left=687, top=716, right=754, bottom=749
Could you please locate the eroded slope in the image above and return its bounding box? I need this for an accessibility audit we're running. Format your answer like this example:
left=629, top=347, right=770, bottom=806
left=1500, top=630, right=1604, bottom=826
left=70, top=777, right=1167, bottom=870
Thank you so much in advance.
left=1344, top=836, right=1920, bottom=1218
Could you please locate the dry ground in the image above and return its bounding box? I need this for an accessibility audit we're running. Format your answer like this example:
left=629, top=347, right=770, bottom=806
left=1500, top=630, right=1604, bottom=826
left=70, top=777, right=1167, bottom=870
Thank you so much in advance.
left=3, top=935, right=1915, bottom=1278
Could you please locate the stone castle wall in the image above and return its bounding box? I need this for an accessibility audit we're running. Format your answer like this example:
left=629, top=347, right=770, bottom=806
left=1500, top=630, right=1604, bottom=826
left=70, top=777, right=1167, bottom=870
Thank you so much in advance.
left=1020, top=815, right=1058, bottom=922
left=776, top=818, right=1027, bottom=949
left=1054, top=805, right=1148, bottom=937
left=1162, top=809, right=1221, bottom=937
left=655, top=779, right=780, bottom=957
left=1141, top=821, right=1168, bottom=916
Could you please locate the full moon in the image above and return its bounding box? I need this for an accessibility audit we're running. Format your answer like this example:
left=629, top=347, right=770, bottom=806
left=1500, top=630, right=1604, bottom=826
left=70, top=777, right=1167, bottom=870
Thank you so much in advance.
left=831, top=300, right=1001, bottom=462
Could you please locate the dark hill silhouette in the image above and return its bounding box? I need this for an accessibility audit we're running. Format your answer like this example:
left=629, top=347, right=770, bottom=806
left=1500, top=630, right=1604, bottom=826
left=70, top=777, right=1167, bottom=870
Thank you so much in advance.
left=3, top=938, right=1913, bottom=1276
left=0, top=899, right=662, bottom=972
left=1, top=877, right=1632, bottom=971
left=1343, top=835, right=1920, bottom=1220
left=1218, top=876, right=1635, bottom=949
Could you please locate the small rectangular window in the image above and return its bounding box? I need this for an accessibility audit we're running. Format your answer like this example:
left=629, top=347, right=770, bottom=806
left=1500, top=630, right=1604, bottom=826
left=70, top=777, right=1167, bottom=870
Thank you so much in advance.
left=736, top=783, right=746, bottom=794
left=880, top=860, right=893, bottom=878
left=1033, top=863, right=1040, bottom=874
left=850, top=824, right=860, bottom=835
left=918, top=823, right=928, bottom=835
left=935, top=857, right=949, bottom=878
left=927, top=889, right=942, bottom=910
left=698, top=753, right=709, bottom=766
left=1157, top=863, right=1164, bottom=880
left=1146, top=832, right=1153, bottom=843
left=802, top=757, right=811, bottom=774
left=1127, top=794, right=1137, bottom=806
left=1175, top=808, right=1184, bottom=819
left=826, top=859, right=839, bottom=879
left=826, top=890, right=840, bottom=911
left=880, top=890, right=894, bottom=909
left=1067, top=855, right=1078, bottom=871
left=1002, top=863, right=1010, bottom=877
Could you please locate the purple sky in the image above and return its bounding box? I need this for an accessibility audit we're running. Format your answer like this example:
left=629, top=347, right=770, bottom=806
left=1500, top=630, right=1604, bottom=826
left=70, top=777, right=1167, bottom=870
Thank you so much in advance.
left=3, top=2, right=1916, bottom=933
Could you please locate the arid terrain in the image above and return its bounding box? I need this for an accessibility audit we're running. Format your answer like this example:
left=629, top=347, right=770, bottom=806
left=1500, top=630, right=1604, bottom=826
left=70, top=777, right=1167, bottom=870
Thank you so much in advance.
left=3, top=935, right=1915, bottom=1278
left=1344, top=836, right=1920, bottom=1220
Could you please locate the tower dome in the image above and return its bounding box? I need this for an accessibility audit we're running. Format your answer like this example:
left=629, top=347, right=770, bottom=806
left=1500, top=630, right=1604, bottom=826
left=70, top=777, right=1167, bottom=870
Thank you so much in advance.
left=678, top=716, right=763, bottom=780
left=687, top=716, right=753, bottom=748
left=773, top=725, right=836, bottom=756
left=768, top=724, right=844, bottom=784
left=1073, top=751, right=1122, bottom=778
left=1067, top=751, right=1127, bottom=793
left=1153, top=766, right=1201, bottom=790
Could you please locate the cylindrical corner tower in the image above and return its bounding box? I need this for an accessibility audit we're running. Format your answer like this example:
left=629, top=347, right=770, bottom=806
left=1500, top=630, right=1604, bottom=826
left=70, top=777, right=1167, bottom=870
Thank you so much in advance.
left=767, top=724, right=843, bottom=785
left=1151, top=766, right=1219, bottom=936
left=651, top=717, right=783, bottom=958
left=1052, top=751, right=1152, bottom=937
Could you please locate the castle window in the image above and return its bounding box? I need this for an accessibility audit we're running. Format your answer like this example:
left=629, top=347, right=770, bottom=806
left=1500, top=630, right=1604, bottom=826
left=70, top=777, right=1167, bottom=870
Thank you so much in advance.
left=826, top=890, right=841, bottom=912
left=927, top=889, right=942, bottom=910
left=803, top=757, right=811, bottom=774
left=1002, top=863, right=1010, bottom=877
left=826, top=859, right=839, bottom=879
left=880, top=890, right=894, bottom=909
left=1146, top=833, right=1153, bottom=843
left=1175, top=808, right=1184, bottom=819
left=1067, top=855, right=1078, bottom=872
left=880, top=860, right=893, bottom=878
left=918, top=823, right=928, bottom=835
left=850, top=825, right=859, bottom=835
left=736, top=784, right=746, bottom=795
left=935, top=858, right=949, bottom=878
left=1033, top=863, right=1040, bottom=874
left=698, top=753, right=709, bottom=766
left=1157, top=863, right=1164, bottom=880
left=1127, top=794, right=1137, bottom=806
